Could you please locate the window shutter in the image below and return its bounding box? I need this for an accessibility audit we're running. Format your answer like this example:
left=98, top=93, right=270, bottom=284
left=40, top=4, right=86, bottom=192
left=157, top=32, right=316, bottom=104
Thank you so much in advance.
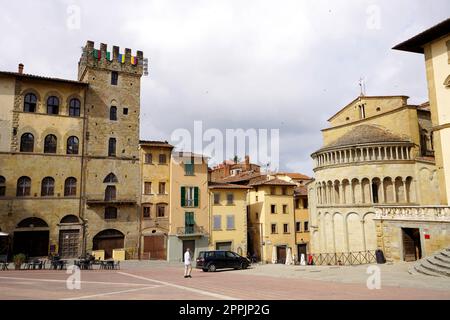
left=181, top=187, right=186, bottom=207
left=190, top=212, right=195, bottom=225
left=194, top=187, right=199, bottom=207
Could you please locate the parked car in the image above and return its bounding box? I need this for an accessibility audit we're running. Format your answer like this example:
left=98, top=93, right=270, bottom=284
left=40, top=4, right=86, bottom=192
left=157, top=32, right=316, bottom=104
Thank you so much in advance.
left=196, top=250, right=251, bottom=272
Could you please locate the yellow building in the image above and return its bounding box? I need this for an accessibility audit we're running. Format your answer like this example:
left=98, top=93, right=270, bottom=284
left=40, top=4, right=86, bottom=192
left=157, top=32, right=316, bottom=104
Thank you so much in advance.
left=168, top=152, right=210, bottom=262
left=209, top=183, right=250, bottom=256
left=294, top=186, right=310, bottom=260
left=139, top=140, right=173, bottom=260
left=248, top=178, right=296, bottom=264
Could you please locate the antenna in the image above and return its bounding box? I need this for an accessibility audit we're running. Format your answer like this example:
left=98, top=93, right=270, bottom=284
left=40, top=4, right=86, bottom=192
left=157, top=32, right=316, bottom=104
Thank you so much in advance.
left=359, top=77, right=366, bottom=96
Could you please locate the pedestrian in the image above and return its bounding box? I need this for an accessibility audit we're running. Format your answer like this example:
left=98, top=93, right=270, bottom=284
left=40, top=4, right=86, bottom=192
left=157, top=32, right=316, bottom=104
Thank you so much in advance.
left=184, top=248, right=192, bottom=278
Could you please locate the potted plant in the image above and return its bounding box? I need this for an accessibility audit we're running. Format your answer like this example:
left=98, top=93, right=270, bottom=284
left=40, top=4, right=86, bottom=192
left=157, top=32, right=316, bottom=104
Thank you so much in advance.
left=13, top=253, right=26, bottom=270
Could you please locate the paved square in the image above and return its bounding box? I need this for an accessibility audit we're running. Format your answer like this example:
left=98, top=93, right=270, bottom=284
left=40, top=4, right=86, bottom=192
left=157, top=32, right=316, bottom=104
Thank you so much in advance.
left=0, top=262, right=449, bottom=300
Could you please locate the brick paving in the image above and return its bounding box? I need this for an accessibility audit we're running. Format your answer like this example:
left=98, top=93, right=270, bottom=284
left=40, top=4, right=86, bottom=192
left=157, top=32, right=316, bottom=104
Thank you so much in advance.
left=0, top=262, right=449, bottom=300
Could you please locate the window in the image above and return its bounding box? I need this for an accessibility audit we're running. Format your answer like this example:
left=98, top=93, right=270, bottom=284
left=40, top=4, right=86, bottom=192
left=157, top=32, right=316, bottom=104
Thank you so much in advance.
left=69, top=98, right=81, bottom=117
left=24, top=93, right=37, bottom=112
left=213, top=215, right=221, bottom=230
left=44, top=134, right=57, bottom=153
left=271, top=204, right=276, bottom=214
left=227, top=215, right=235, bottom=230
left=111, top=71, right=118, bottom=85
left=226, top=193, right=234, bottom=205
left=295, top=199, right=301, bottom=209
left=159, top=154, right=167, bottom=164
left=296, top=222, right=301, bottom=232
left=64, top=177, right=77, bottom=196
left=103, top=173, right=118, bottom=183
left=184, top=162, right=194, bottom=176
left=304, top=221, right=309, bottom=232
left=282, top=187, right=287, bottom=195
left=181, top=186, right=199, bottom=207
left=271, top=224, right=277, bottom=234
left=108, top=138, right=116, bottom=156
left=20, top=133, right=34, bottom=152
left=67, top=136, right=79, bottom=154
left=159, top=182, right=166, bottom=194
left=110, top=106, right=117, bottom=121
left=105, top=207, right=117, bottom=220
left=123, top=108, right=128, bottom=115
left=304, top=198, right=308, bottom=209
left=144, top=182, right=152, bottom=195
left=105, top=185, right=116, bottom=201
left=283, top=204, right=288, bottom=214
left=143, top=206, right=151, bottom=219
left=185, top=212, right=195, bottom=234
left=47, top=96, right=59, bottom=115
left=359, top=104, right=366, bottom=119
left=41, top=177, right=55, bottom=196
left=283, top=224, right=289, bottom=234
left=145, top=154, right=152, bottom=164
left=0, top=176, right=5, bottom=196
left=17, top=177, right=31, bottom=196
left=270, top=186, right=276, bottom=195
left=213, top=193, right=220, bottom=205
left=156, top=204, right=166, bottom=217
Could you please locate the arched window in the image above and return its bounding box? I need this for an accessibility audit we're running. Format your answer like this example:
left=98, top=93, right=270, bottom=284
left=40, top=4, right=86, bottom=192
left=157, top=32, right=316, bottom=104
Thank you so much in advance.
left=44, top=134, right=57, bottom=153
left=20, top=133, right=34, bottom=152
left=105, top=207, right=118, bottom=220
left=41, top=177, right=55, bottom=196
left=60, top=215, right=79, bottom=224
left=108, top=138, right=116, bottom=157
left=69, top=98, right=81, bottom=117
left=0, top=176, right=5, bottom=197
left=64, top=177, right=77, bottom=196
left=47, top=96, right=59, bottom=115
left=103, top=173, right=118, bottom=183
left=67, top=136, right=79, bottom=154
left=110, top=106, right=117, bottom=121
left=17, top=176, right=31, bottom=197
left=105, top=186, right=116, bottom=201
left=24, top=93, right=37, bottom=112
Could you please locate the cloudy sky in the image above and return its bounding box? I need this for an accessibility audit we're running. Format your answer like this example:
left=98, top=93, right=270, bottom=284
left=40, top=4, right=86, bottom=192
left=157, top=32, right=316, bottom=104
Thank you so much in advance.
left=1, top=1, right=448, bottom=175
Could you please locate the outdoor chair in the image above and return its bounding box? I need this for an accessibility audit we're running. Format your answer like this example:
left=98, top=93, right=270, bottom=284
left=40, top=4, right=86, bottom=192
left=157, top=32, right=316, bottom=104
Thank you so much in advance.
left=0, top=254, right=8, bottom=271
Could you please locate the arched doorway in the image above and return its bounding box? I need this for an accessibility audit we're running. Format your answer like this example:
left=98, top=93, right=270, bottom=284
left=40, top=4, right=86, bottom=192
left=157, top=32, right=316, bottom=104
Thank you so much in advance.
left=13, top=217, right=49, bottom=257
left=59, top=215, right=81, bottom=258
left=93, top=229, right=124, bottom=259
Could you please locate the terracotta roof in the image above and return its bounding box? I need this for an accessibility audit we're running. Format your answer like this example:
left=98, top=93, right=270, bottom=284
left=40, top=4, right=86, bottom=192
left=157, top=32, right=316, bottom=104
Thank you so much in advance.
left=323, top=125, right=411, bottom=149
left=208, top=182, right=251, bottom=189
left=249, top=178, right=296, bottom=187
left=294, top=186, right=308, bottom=196
left=393, top=18, right=450, bottom=54
left=139, top=140, right=174, bottom=148
left=276, top=172, right=311, bottom=180
left=0, top=71, right=88, bottom=86
left=220, top=171, right=262, bottom=183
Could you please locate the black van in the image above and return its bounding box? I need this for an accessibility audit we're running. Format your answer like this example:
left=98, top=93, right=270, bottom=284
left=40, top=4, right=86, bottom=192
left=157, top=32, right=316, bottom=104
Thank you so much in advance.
left=196, top=250, right=250, bottom=272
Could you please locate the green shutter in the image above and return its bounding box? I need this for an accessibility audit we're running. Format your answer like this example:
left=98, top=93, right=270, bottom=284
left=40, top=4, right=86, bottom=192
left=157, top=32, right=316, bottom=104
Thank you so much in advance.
left=181, top=187, right=186, bottom=207
left=190, top=212, right=195, bottom=225
left=194, top=187, right=199, bottom=207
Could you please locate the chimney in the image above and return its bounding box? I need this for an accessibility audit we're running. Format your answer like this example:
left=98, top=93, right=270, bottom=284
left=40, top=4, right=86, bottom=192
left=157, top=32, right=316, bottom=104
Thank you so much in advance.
left=245, top=155, right=250, bottom=171
left=18, top=64, right=24, bottom=74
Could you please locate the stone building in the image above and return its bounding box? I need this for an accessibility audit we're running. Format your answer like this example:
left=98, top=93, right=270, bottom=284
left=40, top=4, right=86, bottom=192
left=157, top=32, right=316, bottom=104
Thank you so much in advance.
left=139, top=140, right=173, bottom=260
left=307, top=95, right=441, bottom=262
left=0, top=40, right=144, bottom=259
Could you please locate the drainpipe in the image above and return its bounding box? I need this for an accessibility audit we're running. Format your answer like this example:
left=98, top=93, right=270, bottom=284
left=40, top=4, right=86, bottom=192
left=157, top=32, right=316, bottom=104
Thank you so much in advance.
left=79, top=85, right=88, bottom=257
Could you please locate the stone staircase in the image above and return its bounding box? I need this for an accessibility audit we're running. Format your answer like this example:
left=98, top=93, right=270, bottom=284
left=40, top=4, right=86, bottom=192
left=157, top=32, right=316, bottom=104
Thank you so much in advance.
left=409, top=247, right=450, bottom=277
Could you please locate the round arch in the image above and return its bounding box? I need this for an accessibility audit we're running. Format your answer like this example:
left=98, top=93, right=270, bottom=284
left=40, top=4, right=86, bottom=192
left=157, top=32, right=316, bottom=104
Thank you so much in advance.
left=92, top=229, right=125, bottom=259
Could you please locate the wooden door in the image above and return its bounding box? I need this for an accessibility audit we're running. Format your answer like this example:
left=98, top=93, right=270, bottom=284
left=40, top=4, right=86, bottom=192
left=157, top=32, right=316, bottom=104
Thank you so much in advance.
left=277, top=246, right=287, bottom=264
left=297, top=244, right=307, bottom=261
left=143, top=235, right=166, bottom=260
left=93, top=237, right=124, bottom=259
left=59, top=230, right=79, bottom=258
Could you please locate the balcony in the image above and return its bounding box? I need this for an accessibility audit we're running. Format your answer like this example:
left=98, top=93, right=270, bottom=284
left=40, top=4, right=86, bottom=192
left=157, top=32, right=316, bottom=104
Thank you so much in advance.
left=374, top=206, right=450, bottom=222
left=86, top=194, right=137, bottom=206
left=176, top=226, right=208, bottom=237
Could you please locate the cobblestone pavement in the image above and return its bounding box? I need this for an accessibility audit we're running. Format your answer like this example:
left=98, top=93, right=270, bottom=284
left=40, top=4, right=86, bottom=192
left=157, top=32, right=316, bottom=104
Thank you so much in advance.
left=0, top=261, right=448, bottom=300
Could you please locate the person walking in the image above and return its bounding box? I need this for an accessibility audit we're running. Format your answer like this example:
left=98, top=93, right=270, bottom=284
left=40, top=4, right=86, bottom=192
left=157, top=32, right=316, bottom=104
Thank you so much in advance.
left=184, top=248, right=192, bottom=278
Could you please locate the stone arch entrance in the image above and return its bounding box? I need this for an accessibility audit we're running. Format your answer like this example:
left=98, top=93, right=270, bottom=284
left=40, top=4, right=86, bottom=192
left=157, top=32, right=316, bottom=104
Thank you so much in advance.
left=93, top=229, right=124, bottom=259
left=13, top=217, right=50, bottom=257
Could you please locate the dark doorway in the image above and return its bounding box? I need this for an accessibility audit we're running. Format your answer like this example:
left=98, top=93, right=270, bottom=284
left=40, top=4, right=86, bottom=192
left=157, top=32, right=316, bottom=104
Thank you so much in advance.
left=93, top=229, right=124, bottom=259
left=182, top=240, right=195, bottom=261
left=143, top=235, right=166, bottom=260
left=297, top=244, right=307, bottom=262
left=59, top=230, right=80, bottom=258
left=216, top=242, right=232, bottom=251
left=402, top=228, right=422, bottom=262
left=13, top=231, right=49, bottom=257
left=277, top=246, right=287, bottom=264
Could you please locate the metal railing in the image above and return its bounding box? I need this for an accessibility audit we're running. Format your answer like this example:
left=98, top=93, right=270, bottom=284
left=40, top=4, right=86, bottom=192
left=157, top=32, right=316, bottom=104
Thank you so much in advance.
left=176, top=226, right=207, bottom=236
left=310, top=251, right=376, bottom=266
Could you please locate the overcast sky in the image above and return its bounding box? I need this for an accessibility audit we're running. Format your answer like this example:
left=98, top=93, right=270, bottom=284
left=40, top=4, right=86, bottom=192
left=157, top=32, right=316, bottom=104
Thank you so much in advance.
left=1, top=1, right=448, bottom=175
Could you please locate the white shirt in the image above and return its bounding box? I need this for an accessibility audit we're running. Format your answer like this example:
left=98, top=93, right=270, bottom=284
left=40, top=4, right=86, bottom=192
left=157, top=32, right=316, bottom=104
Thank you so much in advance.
left=184, top=251, right=192, bottom=265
